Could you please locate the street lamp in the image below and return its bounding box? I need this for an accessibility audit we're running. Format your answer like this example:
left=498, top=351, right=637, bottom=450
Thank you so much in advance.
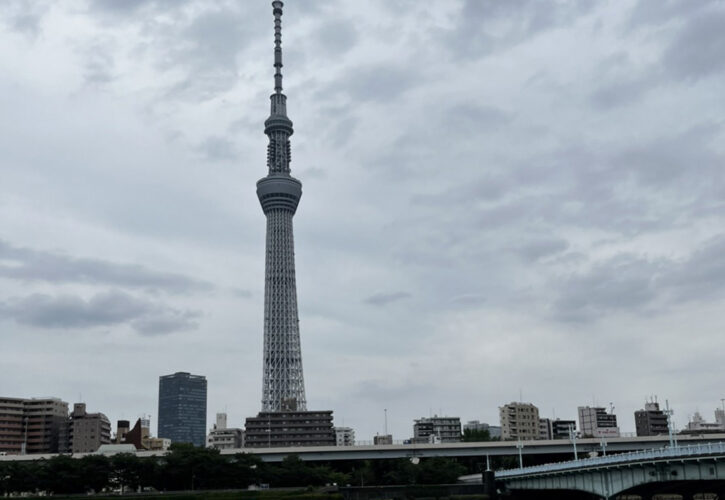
left=515, top=438, right=524, bottom=469
left=600, top=436, right=607, bottom=457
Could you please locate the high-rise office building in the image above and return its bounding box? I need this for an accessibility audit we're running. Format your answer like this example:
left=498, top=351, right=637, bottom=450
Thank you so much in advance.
left=244, top=1, right=334, bottom=448
left=158, top=372, right=207, bottom=447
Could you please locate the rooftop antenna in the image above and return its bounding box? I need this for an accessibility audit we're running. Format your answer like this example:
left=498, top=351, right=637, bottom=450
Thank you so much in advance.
left=384, top=408, right=388, bottom=436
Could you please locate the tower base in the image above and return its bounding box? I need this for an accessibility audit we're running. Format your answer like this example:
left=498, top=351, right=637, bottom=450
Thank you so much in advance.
left=244, top=410, right=335, bottom=448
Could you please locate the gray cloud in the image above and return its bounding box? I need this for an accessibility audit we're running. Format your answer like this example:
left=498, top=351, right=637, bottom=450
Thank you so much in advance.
left=2, top=0, right=724, bottom=441
left=364, top=291, right=411, bottom=306
left=662, top=235, right=725, bottom=303
left=660, top=9, right=725, bottom=80
left=327, top=64, right=420, bottom=103
left=0, top=240, right=213, bottom=293
left=198, top=136, right=238, bottom=162
left=131, top=312, right=200, bottom=336
left=552, top=254, right=662, bottom=322
left=87, top=0, right=192, bottom=19
left=231, top=288, right=253, bottom=299
left=551, top=234, right=725, bottom=322
left=0, top=290, right=200, bottom=334
left=441, top=0, right=596, bottom=59
left=0, top=1, right=49, bottom=37
left=514, top=237, right=569, bottom=262
left=441, top=103, right=512, bottom=134
left=628, top=0, right=717, bottom=29
left=411, top=175, right=511, bottom=207
left=447, top=293, right=486, bottom=307
left=590, top=77, right=654, bottom=110
left=81, top=42, right=115, bottom=86
left=312, top=18, right=358, bottom=56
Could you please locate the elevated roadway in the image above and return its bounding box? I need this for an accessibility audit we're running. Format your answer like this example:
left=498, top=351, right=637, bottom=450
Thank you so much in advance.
left=3, top=433, right=725, bottom=463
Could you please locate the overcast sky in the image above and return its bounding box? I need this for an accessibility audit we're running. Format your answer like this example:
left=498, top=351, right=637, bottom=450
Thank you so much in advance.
left=1, top=0, right=724, bottom=442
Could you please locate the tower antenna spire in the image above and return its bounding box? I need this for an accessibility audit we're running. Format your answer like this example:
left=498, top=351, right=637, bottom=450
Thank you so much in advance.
left=272, top=1, right=284, bottom=94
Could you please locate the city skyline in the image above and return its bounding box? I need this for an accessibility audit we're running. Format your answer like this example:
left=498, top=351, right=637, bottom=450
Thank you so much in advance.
left=0, top=0, right=724, bottom=442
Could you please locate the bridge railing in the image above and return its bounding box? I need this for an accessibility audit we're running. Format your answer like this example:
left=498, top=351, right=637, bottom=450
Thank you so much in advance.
left=496, top=441, right=725, bottom=478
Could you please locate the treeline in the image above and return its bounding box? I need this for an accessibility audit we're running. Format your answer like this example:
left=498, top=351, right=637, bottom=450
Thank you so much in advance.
left=0, top=444, right=468, bottom=496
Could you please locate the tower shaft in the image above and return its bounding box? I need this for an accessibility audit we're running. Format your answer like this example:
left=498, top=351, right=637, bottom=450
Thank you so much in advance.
left=257, top=0, right=306, bottom=413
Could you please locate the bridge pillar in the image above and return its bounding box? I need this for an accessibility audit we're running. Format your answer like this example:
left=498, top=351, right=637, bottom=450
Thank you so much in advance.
left=482, top=470, right=498, bottom=499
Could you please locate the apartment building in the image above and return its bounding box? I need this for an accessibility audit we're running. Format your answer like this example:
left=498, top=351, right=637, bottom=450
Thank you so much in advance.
left=499, top=402, right=540, bottom=441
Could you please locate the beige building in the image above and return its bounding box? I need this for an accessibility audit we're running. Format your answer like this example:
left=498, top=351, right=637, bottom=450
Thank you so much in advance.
left=0, top=397, right=69, bottom=454
left=68, top=403, right=111, bottom=453
left=499, top=402, right=540, bottom=441
left=207, top=413, right=244, bottom=449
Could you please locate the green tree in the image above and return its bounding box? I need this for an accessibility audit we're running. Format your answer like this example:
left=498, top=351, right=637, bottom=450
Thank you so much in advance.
left=41, top=455, right=85, bottom=494
left=111, top=453, right=144, bottom=493
left=462, top=428, right=492, bottom=442
left=161, top=443, right=229, bottom=490
left=376, top=459, right=418, bottom=485
left=417, top=457, right=466, bottom=484
left=1, top=461, right=40, bottom=495
left=79, top=454, right=111, bottom=493
left=261, top=454, right=343, bottom=488
left=227, top=453, right=263, bottom=488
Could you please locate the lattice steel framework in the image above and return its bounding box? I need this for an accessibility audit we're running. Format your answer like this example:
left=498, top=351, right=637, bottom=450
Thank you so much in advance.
left=256, top=1, right=306, bottom=413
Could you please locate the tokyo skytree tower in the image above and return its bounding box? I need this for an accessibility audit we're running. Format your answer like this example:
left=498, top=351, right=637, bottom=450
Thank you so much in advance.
left=256, top=0, right=307, bottom=413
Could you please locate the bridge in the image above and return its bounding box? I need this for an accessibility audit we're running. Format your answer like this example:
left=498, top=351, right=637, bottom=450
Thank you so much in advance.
left=460, top=441, right=725, bottom=499
left=3, top=434, right=725, bottom=464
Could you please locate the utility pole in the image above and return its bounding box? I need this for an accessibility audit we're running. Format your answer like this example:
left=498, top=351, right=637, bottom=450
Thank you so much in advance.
left=516, top=438, right=524, bottom=469
left=664, top=399, right=677, bottom=448
left=600, top=436, right=608, bottom=456
left=569, top=424, right=578, bottom=461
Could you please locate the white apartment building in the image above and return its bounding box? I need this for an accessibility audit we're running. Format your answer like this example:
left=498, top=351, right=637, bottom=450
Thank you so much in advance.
left=207, top=412, right=244, bottom=449
left=499, top=402, right=540, bottom=441
left=578, top=406, right=620, bottom=438
left=334, top=426, right=355, bottom=446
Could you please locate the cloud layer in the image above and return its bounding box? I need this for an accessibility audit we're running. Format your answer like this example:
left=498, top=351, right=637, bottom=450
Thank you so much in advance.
left=0, top=0, right=723, bottom=440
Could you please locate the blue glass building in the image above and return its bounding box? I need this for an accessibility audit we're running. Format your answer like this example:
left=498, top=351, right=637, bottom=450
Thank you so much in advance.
left=157, top=372, right=207, bottom=447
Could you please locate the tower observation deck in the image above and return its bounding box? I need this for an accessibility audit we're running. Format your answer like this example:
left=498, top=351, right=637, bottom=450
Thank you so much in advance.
left=257, top=0, right=306, bottom=413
